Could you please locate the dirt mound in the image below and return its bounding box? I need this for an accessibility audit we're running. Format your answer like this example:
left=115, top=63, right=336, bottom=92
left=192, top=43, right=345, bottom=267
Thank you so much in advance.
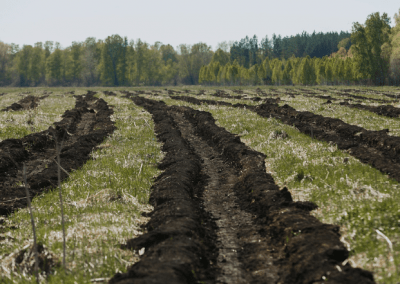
left=339, top=101, right=400, bottom=118
left=296, top=88, right=318, bottom=94
left=232, top=89, right=244, bottom=94
left=335, top=92, right=394, bottom=103
left=167, top=89, right=182, bottom=95
left=305, top=95, right=339, bottom=101
left=211, top=90, right=243, bottom=99
left=120, top=90, right=137, bottom=98
left=0, top=91, right=115, bottom=215
left=1, top=95, right=48, bottom=111
left=110, top=96, right=374, bottom=284
left=103, top=91, right=117, bottom=96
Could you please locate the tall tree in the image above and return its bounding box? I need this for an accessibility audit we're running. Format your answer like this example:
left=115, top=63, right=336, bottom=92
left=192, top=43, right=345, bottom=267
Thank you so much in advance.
left=351, top=12, right=391, bottom=85
left=81, top=37, right=100, bottom=86
left=98, top=34, right=127, bottom=86
left=0, top=42, right=12, bottom=86
left=70, top=42, right=82, bottom=84
left=46, top=44, right=63, bottom=85
left=133, top=39, right=148, bottom=85
left=389, top=9, right=400, bottom=85
left=178, top=43, right=212, bottom=85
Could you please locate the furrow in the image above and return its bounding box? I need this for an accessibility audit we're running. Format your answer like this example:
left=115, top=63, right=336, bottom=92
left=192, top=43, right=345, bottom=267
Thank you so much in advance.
left=0, top=91, right=115, bottom=215
left=171, top=95, right=400, bottom=183
left=111, top=96, right=374, bottom=284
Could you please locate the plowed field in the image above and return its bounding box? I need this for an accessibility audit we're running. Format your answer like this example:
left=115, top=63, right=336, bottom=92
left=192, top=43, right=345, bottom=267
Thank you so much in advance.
left=0, top=86, right=399, bottom=283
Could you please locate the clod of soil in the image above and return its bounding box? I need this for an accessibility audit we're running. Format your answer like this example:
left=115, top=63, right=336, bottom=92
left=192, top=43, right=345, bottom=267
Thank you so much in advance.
left=0, top=91, right=115, bottom=215
left=1, top=95, right=48, bottom=111
left=103, top=91, right=117, bottom=96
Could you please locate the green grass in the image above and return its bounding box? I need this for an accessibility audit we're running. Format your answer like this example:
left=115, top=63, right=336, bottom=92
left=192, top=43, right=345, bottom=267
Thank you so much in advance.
left=0, top=91, right=163, bottom=283
left=0, top=90, right=76, bottom=142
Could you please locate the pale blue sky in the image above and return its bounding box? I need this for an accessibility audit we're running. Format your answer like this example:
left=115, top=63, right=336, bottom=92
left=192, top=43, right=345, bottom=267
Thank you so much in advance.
left=0, top=0, right=399, bottom=50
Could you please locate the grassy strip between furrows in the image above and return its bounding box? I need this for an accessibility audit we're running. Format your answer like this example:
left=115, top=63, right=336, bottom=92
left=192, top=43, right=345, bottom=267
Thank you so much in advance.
left=0, top=90, right=77, bottom=142
left=0, top=92, right=163, bottom=283
left=159, top=94, right=400, bottom=283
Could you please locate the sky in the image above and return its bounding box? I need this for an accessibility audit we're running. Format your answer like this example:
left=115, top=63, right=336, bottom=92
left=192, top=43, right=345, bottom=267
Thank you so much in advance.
left=0, top=0, right=399, bottom=50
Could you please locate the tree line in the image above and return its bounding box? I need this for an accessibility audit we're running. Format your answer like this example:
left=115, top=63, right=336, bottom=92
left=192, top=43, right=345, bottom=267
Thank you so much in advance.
left=200, top=11, right=400, bottom=86
left=0, top=10, right=399, bottom=87
left=229, top=31, right=351, bottom=68
left=0, top=37, right=213, bottom=87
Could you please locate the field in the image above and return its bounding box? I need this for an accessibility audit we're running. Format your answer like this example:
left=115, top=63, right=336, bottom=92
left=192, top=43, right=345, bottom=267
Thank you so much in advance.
left=0, top=86, right=400, bottom=283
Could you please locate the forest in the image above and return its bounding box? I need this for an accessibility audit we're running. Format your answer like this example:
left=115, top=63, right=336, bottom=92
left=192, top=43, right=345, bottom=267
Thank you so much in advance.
left=0, top=11, right=399, bottom=87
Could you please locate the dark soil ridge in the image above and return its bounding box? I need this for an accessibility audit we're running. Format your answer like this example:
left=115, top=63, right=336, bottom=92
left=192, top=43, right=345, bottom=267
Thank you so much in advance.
left=170, top=95, right=400, bottom=183
left=290, top=88, right=394, bottom=103
left=340, top=89, right=400, bottom=99
left=112, top=96, right=374, bottom=284
left=1, top=95, right=49, bottom=112
left=291, top=88, right=394, bottom=104
left=168, top=106, right=278, bottom=283
left=304, top=95, right=339, bottom=101
left=103, top=91, right=117, bottom=96
left=179, top=104, right=374, bottom=284
left=120, top=91, right=137, bottom=98
left=0, top=91, right=115, bottom=215
left=334, top=92, right=394, bottom=104
left=110, top=96, right=218, bottom=284
left=339, top=101, right=400, bottom=118
left=209, top=90, right=263, bottom=102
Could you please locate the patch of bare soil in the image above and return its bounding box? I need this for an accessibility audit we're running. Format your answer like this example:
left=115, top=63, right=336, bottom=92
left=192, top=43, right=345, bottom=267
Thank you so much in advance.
left=0, top=91, right=115, bottom=215
left=103, top=91, right=117, bottom=96
left=110, top=96, right=374, bottom=284
left=171, top=95, right=400, bottom=184
left=1, top=95, right=49, bottom=111
left=209, top=90, right=263, bottom=102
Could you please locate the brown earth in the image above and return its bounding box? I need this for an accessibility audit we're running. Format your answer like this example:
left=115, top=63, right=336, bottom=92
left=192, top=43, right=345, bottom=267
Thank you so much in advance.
left=1, top=95, right=49, bottom=112
left=110, top=96, right=374, bottom=284
left=103, top=91, right=118, bottom=96
left=0, top=91, right=115, bottom=215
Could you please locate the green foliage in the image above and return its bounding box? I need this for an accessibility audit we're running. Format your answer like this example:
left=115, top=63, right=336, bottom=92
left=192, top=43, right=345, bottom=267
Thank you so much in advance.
left=98, top=35, right=128, bottom=86
left=351, top=12, right=392, bottom=85
left=46, top=46, right=63, bottom=85
left=337, top=37, right=352, bottom=50
left=2, top=9, right=400, bottom=88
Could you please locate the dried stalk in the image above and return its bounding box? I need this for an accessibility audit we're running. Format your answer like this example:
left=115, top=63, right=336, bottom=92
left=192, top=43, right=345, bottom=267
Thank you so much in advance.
left=23, top=164, right=39, bottom=284
left=53, top=133, right=67, bottom=269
